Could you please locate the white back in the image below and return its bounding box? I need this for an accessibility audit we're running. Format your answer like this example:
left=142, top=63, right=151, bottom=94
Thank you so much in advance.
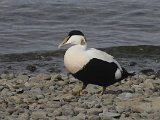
left=86, top=48, right=123, bottom=71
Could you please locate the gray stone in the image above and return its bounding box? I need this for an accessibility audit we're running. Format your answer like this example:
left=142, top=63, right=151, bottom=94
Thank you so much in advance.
left=88, top=115, right=100, bottom=120
left=99, top=112, right=120, bottom=119
left=36, top=94, right=44, bottom=99
left=53, top=109, right=62, bottom=116
left=87, top=108, right=103, bottom=115
left=24, top=82, right=31, bottom=87
left=131, top=85, right=143, bottom=92
left=75, top=113, right=86, bottom=120
left=31, top=111, right=47, bottom=119
left=117, top=92, right=133, bottom=100
left=36, top=73, right=51, bottom=81
left=57, top=80, right=68, bottom=86
left=16, top=74, right=29, bottom=83
left=16, top=88, right=24, bottom=94
left=143, top=79, right=154, bottom=89
left=0, top=86, right=4, bottom=91
left=56, top=116, right=68, bottom=120
left=62, top=94, right=74, bottom=101
left=18, top=113, right=29, bottom=120
left=61, top=105, right=74, bottom=116
left=1, top=73, right=9, bottom=79
left=74, top=107, right=86, bottom=114
left=148, top=75, right=156, bottom=79
left=49, top=86, right=55, bottom=90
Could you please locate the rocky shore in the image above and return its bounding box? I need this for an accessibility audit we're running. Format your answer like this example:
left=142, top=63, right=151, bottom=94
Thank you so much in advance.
left=0, top=70, right=160, bottom=120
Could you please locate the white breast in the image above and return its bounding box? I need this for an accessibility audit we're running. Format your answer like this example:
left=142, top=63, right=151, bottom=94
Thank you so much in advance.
left=64, top=45, right=90, bottom=74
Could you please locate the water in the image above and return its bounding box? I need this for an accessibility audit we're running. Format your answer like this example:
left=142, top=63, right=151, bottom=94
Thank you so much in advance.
left=0, top=0, right=160, bottom=54
left=0, top=0, right=160, bottom=73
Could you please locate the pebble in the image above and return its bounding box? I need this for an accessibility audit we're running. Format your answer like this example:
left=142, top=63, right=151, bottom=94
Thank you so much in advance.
left=36, top=94, right=45, bottom=99
left=36, top=73, right=51, bottom=81
left=16, top=74, right=29, bottom=83
left=53, top=109, right=62, bottom=116
left=18, top=113, right=29, bottom=120
left=87, top=108, right=103, bottom=115
left=74, top=113, right=86, bottom=120
left=1, top=72, right=160, bottom=120
left=31, top=111, right=47, bottom=119
left=117, top=92, right=133, bottom=100
left=99, top=112, right=121, bottom=119
left=143, top=79, right=154, bottom=89
left=88, top=115, right=100, bottom=120
left=74, top=107, right=86, bottom=114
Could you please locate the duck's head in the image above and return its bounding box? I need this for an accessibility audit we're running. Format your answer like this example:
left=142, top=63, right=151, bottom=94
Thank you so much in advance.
left=58, top=30, right=87, bottom=48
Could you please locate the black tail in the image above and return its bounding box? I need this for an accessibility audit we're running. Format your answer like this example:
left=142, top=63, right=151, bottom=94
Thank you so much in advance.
left=122, top=67, right=136, bottom=79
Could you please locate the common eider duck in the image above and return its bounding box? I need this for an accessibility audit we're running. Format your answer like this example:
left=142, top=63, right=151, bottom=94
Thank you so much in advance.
left=58, top=30, right=135, bottom=96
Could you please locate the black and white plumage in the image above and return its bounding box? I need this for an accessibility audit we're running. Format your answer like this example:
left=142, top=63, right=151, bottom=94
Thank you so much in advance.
left=58, top=30, right=135, bottom=95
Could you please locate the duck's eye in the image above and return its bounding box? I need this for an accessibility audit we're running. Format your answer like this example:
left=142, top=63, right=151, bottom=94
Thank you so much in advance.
left=81, top=39, right=85, bottom=45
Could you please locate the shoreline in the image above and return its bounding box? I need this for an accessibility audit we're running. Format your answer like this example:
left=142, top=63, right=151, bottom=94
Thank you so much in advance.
left=0, top=70, right=160, bottom=120
left=0, top=45, right=160, bottom=74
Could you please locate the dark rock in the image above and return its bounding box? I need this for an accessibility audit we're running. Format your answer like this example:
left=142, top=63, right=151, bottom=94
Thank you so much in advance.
left=140, top=69, right=155, bottom=76
left=26, top=64, right=37, bottom=72
left=128, top=62, right=137, bottom=66
left=157, top=70, right=160, bottom=78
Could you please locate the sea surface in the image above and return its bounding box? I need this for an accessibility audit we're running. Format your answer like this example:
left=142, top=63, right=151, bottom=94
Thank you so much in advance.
left=0, top=0, right=160, bottom=73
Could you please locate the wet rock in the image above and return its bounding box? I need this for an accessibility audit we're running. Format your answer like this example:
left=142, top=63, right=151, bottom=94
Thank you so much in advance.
left=157, top=70, right=160, bottom=78
left=26, top=64, right=37, bottom=72
left=128, top=62, right=137, bottom=66
left=140, top=69, right=155, bottom=76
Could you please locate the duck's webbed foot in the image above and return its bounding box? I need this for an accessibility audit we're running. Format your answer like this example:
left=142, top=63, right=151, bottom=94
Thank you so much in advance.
left=95, top=86, right=106, bottom=96
left=72, top=84, right=87, bottom=96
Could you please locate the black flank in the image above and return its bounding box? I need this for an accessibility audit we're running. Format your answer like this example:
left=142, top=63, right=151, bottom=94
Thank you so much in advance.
left=72, top=58, right=129, bottom=87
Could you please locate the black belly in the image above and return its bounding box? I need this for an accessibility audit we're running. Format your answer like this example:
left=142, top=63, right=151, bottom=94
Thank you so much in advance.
left=72, top=58, right=122, bottom=86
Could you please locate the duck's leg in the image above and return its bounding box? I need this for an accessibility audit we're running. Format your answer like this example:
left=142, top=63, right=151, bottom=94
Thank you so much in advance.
left=96, top=86, right=106, bottom=96
left=79, top=84, right=87, bottom=96
left=73, top=84, right=87, bottom=96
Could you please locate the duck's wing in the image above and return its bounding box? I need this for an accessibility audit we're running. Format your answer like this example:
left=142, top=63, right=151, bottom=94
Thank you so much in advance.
left=86, top=48, right=122, bottom=71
